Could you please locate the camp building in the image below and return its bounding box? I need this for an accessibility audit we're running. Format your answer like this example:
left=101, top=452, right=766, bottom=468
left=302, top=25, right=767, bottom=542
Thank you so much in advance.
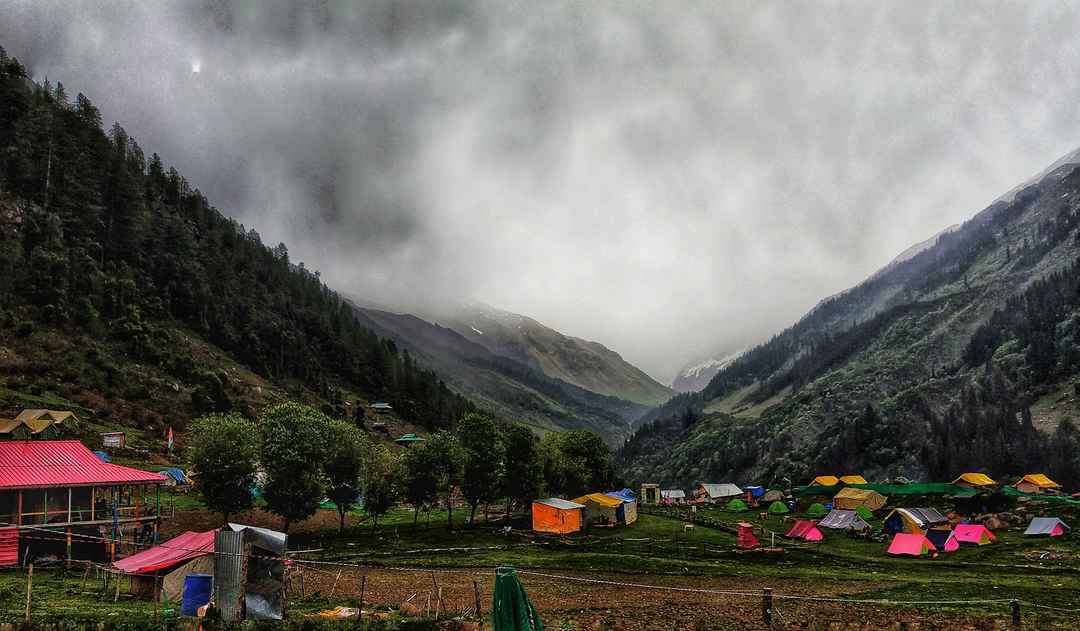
left=694, top=483, right=743, bottom=503
left=0, top=409, right=78, bottom=440
left=0, top=440, right=167, bottom=564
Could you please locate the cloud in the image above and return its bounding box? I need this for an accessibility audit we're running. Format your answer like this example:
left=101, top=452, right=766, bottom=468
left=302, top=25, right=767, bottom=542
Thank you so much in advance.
left=4, top=1, right=1080, bottom=382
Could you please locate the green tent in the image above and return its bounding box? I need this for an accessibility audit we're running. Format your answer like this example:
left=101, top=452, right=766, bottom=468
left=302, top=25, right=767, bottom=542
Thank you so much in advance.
left=855, top=505, right=874, bottom=520
left=805, top=503, right=828, bottom=518
left=725, top=498, right=749, bottom=512
left=492, top=567, right=543, bottom=631
left=768, top=501, right=789, bottom=515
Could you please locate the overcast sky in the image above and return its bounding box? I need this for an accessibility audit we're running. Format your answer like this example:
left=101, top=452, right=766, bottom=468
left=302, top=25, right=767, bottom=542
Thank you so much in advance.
left=4, top=1, right=1080, bottom=383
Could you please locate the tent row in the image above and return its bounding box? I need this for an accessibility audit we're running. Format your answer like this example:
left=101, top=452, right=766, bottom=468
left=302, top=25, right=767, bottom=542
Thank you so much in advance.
left=532, top=489, right=639, bottom=534
left=806, top=472, right=1067, bottom=495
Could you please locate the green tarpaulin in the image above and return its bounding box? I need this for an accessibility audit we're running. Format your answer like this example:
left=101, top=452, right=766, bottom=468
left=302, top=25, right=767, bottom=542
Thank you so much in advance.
left=1002, top=486, right=1080, bottom=505
left=794, top=483, right=978, bottom=498
left=492, top=567, right=543, bottom=631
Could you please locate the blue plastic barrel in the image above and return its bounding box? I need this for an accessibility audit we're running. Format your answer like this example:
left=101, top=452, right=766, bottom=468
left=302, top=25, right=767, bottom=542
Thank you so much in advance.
left=180, top=574, right=213, bottom=616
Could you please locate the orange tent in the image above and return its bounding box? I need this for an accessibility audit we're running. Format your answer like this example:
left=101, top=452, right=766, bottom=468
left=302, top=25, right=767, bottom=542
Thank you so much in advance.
left=532, top=498, right=585, bottom=534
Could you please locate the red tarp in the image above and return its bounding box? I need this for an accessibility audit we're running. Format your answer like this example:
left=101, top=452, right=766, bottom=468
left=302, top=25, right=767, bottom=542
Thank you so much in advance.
left=0, top=528, right=18, bottom=566
left=113, top=530, right=215, bottom=574
left=0, top=440, right=166, bottom=489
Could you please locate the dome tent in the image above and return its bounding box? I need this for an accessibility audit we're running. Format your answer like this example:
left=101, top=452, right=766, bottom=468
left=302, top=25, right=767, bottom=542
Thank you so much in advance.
left=767, top=501, right=789, bottom=515
left=805, top=503, right=828, bottom=518
left=725, top=498, right=749, bottom=512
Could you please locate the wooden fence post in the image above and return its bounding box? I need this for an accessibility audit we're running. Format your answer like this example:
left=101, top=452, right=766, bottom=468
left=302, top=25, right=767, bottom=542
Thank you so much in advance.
left=24, top=563, right=33, bottom=624
left=761, top=587, right=772, bottom=629
left=358, top=575, right=366, bottom=620
left=1011, top=599, right=1021, bottom=627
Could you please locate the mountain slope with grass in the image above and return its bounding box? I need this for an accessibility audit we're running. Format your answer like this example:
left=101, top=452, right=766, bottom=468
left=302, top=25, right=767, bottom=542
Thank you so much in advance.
left=0, top=50, right=474, bottom=433
left=354, top=305, right=647, bottom=445
left=423, top=301, right=673, bottom=407
left=619, top=147, right=1080, bottom=488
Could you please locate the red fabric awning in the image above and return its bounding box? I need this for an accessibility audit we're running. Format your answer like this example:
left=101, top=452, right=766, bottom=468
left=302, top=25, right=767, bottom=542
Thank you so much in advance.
left=0, top=440, right=167, bottom=489
left=113, top=530, right=216, bottom=574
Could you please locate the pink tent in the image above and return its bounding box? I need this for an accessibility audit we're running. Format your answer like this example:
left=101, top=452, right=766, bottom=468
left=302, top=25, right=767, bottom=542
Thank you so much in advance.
left=887, top=533, right=936, bottom=557
left=926, top=529, right=959, bottom=553
left=785, top=520, right=824, bottom=542
left=953, top=524, right=996, bottom=545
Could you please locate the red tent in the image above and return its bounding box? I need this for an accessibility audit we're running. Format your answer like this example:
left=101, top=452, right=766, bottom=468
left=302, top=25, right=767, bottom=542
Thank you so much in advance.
left=113, top=530, right=215, bottom=574
left=953, top=524, right=995, bottom=545
left=784, top=520, right=824, bottom=541
left=887, top=533, right=936, bottom=557
left=737, top=522, right=759, bottom=549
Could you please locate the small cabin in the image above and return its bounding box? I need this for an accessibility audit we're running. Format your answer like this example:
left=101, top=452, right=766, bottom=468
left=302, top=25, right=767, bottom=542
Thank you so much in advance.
left=101, top=432, right=126, bottom=448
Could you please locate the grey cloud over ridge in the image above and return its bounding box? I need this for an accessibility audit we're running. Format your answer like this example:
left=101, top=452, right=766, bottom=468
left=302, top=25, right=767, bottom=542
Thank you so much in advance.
left=4, top=1, right=1080, bottom=383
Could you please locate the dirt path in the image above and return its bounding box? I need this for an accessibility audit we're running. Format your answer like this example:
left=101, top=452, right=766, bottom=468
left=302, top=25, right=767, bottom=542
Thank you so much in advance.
left=292, top=564, right=1027, bottom=630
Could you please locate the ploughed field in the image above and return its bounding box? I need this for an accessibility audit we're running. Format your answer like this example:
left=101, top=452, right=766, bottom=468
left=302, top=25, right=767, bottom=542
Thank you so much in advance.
left=4, top=500, right=1080, bottom=629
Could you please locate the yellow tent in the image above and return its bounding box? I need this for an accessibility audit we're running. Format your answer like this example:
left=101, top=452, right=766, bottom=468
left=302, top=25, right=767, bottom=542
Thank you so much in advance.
left=833, top=487, right=887, bottom=511
left=571, top=493, right=622, bottom=527
left=839, top=475, right=868, bottom=485
left=1014, top=474, right=1061, bottom=494
left=809, top=476, right=840, bottom=486
left=952, top=473, right=996, bottom=488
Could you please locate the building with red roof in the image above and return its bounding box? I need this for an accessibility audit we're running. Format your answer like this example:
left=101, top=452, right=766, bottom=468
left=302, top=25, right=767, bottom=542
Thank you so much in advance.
left=0, top=440, right=167, bottom=564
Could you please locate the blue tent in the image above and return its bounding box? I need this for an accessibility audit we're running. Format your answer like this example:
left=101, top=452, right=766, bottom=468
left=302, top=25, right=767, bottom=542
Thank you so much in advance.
left=744, top=486, right=765, bottom=498
left=161, top=467, right=188, bottom=485
left=93, top=451, right=111, bottom=463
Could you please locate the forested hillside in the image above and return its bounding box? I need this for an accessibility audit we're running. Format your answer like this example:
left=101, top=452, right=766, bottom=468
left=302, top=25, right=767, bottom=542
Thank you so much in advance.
left=619, top=150, right=1080, bottom=489
left=0, top=49, right=472, bottom=431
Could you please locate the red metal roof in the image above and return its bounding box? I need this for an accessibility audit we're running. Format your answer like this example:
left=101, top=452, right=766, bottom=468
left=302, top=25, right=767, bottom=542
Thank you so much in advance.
left=113, top=530, right=215, bottom=574
left=0, top=440, right=167, bottom=489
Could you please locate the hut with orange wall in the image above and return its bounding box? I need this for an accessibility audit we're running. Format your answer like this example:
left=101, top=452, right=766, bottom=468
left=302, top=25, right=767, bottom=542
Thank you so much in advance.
left=531, top=498, right=585, bottom=534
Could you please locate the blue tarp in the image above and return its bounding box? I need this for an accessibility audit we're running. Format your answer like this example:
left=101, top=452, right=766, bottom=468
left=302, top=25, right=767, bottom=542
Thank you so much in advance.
left=605, top=489, right=635, bottom=503
left=161, top=467, right=187, bottom=484
left=93, top=451, right=111, bottom=463
left=744, top=486, right=765, bottom=498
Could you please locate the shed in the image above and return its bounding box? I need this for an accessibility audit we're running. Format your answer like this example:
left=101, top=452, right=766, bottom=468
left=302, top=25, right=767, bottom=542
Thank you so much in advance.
left=571, top=493, right=622, bottom=527
left=883, top=508, right=948, bottom=535
left=660, top=489, right=686, bottom=504
left=1014, top=474, right=1061, bottom=495
left=784, top=520, right=823, bottom=542
left=887, top=533, right=936, bottom=557
left=114, top=530, right=216, bottom=601
left=952, top=473, right=996, bottom=488
left=953, top=524, right=995, bottom=545
left=818, top=510, right=870, bottom=532
left=833, top=487, right=886, bottom=511
left=532, top=498, right=584, bottom=534
left=101, top=432, right=126, bottom=448
left=639, top=484, right=661, bottom=505
left=1024, top=517, right=1069, bottom=537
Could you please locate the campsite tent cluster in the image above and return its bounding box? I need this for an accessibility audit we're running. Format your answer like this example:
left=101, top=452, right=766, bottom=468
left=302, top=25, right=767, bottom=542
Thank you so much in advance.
left=532, top=489, right=638, bottom=534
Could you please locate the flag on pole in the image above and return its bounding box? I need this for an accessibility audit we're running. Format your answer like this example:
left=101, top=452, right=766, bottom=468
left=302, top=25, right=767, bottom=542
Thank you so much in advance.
left=167, top=426, right=174, bottom=452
